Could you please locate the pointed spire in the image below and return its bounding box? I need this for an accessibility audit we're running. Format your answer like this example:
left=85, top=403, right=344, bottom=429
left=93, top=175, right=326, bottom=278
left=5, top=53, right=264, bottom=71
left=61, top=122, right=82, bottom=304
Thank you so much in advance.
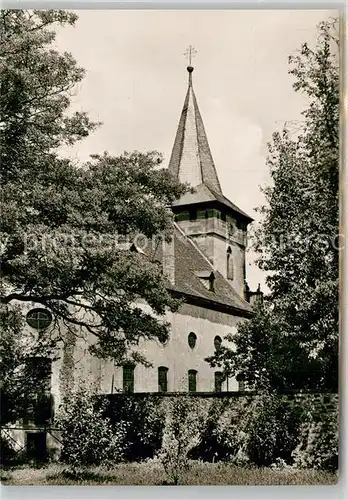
left=168, top=63, right=222, bottom=194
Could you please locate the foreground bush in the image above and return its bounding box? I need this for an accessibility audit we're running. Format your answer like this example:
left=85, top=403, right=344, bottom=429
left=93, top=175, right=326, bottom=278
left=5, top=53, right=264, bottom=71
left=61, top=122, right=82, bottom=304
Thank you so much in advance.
left=192, top=392, right=337, bottom=470
left=103, top=394, right=165, bottom=461
left=158, top=395, right=205, bottom=484
left=245, top=392, right=303, bottom=466
left=56, top=390, right=127, bottom=467
left=292, top=396, right=338, bottom=471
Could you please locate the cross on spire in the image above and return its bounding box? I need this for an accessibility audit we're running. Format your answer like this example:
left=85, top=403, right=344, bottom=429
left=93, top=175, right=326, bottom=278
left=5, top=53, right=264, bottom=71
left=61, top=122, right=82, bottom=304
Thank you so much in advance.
left=184, top=45, right=197, bottom=66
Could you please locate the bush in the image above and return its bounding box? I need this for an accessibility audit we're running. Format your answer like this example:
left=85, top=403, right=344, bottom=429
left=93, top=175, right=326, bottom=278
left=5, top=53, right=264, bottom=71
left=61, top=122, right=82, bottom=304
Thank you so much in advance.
left=190, top=398, right=249, bottom=464
left=158, top=395, right=205, bottom=485
left=0, top=435, right=17, bottom=466
left=102, top=395, right=165, bottom=461
left=56, top=389, right=127, bottom=468
left=292, top=397, right=338, bottom=471
left=192, top=392, right=304, bottom=467
left=245, top=392, right=303, bottom=467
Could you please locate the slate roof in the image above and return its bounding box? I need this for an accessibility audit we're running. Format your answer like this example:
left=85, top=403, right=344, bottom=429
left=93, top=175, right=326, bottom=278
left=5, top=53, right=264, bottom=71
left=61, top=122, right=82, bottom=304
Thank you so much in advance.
left=145, top=224, right=253, bottom=316
left=168, top=67, right=222, bottom=194
left=172, top=183, right=253, bottom=222
left=168, top=67, right=252, bottom=223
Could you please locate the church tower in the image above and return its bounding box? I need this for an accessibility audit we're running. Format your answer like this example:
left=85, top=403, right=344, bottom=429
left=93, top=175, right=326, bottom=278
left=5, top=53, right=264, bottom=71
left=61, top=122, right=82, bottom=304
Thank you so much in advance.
left=168, top=61, right=253, bottom=299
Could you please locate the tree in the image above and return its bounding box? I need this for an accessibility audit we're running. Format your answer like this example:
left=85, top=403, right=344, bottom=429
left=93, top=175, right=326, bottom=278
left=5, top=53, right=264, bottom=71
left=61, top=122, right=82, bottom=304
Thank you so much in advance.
left=0, top=10, right=187, bottom=373
left=208, top=19, right=339, bottom=391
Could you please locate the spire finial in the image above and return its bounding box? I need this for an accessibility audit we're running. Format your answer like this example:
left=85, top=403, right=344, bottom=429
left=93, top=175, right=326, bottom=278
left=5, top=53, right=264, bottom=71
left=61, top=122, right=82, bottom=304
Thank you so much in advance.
left=184, top=45, right=197, bottom=73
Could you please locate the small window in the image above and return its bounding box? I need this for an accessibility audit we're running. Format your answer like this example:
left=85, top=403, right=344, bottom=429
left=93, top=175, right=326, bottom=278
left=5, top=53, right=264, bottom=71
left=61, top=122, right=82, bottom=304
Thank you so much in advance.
left=158, top=366, right=168, bottom=392
left=237, top=374, right=246, bottom=392
left=188, top=332, right=197, bottom=349
left=26, top=309, right=52, bottom=330
left=227, top=247, right=234, bottom=280
left=228, top=222, right=235, bottom=236
left=188, top=369, right=197, bottom=392
left=214, top=372, right=223, bottom=392
left=123, top=364, right=135, bottom=393
left=209, top=272, right=215, bottom=292
left=214, top=335, right=222, bottom=351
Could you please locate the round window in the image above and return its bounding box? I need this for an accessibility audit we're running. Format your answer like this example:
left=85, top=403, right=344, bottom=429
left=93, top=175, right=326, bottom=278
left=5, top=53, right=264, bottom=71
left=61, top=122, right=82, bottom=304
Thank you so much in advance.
left=214, top=335, right=222, bottom=350
left=188, top=332, right=197, bottom=349
left=26, top=308, right=53, bottom=330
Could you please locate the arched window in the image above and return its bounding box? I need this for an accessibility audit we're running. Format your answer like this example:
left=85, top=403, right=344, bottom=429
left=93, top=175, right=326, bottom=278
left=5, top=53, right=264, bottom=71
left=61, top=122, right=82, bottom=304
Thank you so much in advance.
left=123, top=364, right=135, bottom=393
left=214, top=335, right=222, bottom=351
left=214, top=372, right=223, bottom=392
left=26, top=309, right=52, bottom=330
left=24, top=357, right=52, bottom=425
left=226, top=247, right=233, bottom=280
left=188, top=370, right=197, bottom=392
left=25, top=357, right=52, bottom=394
left=158, top=366, right=168, bottom=393
left=188, top=332, right=197, bottom=349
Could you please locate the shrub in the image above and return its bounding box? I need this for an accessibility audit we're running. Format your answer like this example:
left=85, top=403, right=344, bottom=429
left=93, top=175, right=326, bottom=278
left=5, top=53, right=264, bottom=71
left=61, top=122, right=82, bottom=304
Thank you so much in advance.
left=245, top=392, right=303, bottom=467
left=292, top=396, right=338, bottom=471
left=102, top=394, right=165, bottom=461
left=190, top=398, right=249, bottom=464
left=0, top=434, right=17, bottom=466
left=56, top=389, right=127, bottom=468
left=158, top=395, right=206, bottom=484
left=192, top=393, right=304, bottom=467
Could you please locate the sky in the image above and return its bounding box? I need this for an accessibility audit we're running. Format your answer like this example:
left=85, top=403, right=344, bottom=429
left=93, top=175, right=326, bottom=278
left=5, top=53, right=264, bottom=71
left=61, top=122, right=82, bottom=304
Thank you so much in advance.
left=55, top=9, right=337, bottom=291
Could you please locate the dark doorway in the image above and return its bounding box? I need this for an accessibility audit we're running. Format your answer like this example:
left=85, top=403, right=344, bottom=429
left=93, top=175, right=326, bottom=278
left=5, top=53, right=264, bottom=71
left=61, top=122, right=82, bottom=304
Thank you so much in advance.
left=26, top=432, right=47, bottom=461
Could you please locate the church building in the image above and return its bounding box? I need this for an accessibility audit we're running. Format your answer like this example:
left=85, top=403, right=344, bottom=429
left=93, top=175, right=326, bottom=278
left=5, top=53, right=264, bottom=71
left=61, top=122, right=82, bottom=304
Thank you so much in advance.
left=54, top=62, right=259, bottom=398
left=6, top=61, right=263, bottom=460
left=12, top=59, right=263, bottom=425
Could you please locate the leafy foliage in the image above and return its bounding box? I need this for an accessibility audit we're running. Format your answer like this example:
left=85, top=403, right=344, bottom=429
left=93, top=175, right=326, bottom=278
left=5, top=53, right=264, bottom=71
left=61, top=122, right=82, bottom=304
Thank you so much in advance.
left=245, top=392, right=303, bottom=467
left=190, top=398, right=249, bottom=464
left=102, top=395, right=165, bottom=462
left=192, top=393, right=337, bottom=470
left=292, top=396, right=338, bottom=471
left=0, top=10, right=187, bottom=367
left=56, top=389, right=127, bottom=467
left=158, top=396, right=205, bottom=484
left=207, top=19, right=339, bottom=391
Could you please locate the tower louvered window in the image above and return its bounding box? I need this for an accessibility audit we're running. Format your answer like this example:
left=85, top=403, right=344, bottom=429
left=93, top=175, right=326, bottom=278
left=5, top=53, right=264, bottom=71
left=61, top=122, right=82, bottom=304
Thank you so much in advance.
left=227, top=246, right=233, bottom=280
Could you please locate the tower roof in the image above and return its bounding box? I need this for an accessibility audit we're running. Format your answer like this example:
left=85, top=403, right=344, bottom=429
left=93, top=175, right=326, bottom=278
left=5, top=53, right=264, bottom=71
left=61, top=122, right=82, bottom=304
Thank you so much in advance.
left=168, top=66, right=222, bottom=194
left=168, top=65, right=253, bottom=222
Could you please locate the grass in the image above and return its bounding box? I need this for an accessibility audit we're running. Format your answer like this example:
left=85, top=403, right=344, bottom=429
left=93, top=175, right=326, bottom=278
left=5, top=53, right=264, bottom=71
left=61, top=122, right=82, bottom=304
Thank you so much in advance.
left=1, top=461, right=338, bottom=486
